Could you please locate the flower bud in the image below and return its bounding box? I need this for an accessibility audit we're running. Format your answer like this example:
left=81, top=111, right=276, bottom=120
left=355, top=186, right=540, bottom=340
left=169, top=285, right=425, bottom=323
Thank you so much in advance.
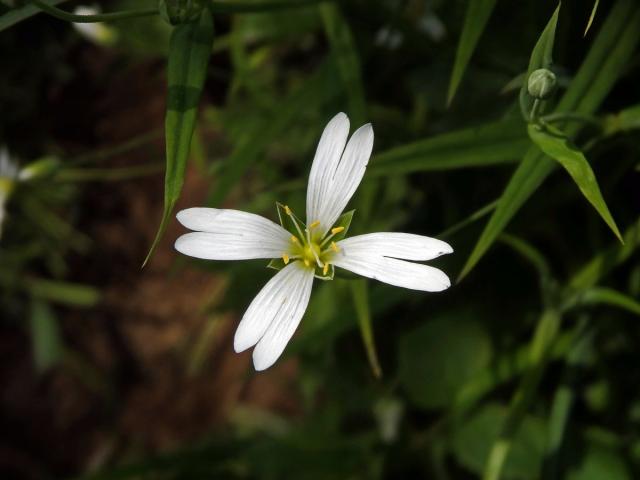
left=527, top=68, right=557, bottom=100
left=159, top=0, right=205, bottom=26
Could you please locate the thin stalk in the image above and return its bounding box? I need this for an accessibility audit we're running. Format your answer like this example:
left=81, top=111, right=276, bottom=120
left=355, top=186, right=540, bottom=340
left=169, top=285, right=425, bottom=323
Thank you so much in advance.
left=31, top=0, right=157, bottom=22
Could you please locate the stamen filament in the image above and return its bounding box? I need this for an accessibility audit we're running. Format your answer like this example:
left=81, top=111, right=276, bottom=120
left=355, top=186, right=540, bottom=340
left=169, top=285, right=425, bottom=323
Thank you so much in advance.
left=285, top=206, right=306, bottom=242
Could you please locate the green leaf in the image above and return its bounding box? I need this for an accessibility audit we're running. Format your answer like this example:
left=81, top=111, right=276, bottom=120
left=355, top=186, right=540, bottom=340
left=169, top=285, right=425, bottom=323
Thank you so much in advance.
left=584, top=0, right=600, bottom=36
left=25, top=278, right=100, bottom=307
left=452, top=403, right=547, bottom=480
left=29, top=299, right=63, bottom=372
left=567, top=216, right=640, bottom=291
left=144, top=10, right=214, bottom=266
left=460, top=1, right=640, bottom=281
left=573, top=287, right=640, bottom=316
left=567, top=443, right=631, bottom=480
left=398, top=312, right=492, bottom=409
left=351, top=280, right=381, bottom=378
left=602, top=103, right=640, bottom=135
left=528, top=123, right=622, bottom=241
left=519, top=5, right=560, bottom=119
left=370, top=120, right=528, bottom=176
left=0, top=0, right=67, bottom=32
left=320, top=2, right=367, bottom=125
left=447, top=0, right=498, bottom=105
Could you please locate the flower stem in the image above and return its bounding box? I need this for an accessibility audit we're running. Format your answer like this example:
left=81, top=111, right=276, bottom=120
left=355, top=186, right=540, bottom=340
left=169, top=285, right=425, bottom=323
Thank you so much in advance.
left=31, top=0, right=157, bottom=23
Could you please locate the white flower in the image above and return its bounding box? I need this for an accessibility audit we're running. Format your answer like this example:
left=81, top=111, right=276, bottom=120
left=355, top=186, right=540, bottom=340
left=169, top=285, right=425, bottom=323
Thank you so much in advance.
left=72, top=6, right=116, bottom=46
left=175, top=113, right=453, bottom=371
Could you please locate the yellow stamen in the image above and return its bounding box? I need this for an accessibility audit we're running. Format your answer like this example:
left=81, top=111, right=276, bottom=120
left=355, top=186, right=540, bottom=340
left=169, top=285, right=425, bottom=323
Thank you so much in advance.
left=331, top=241, right=339, bottom=253
left=284, top=205, right=292, bottom=216
left=331, top=226, right=345, bottom=235
left=304, top=259, right=311, bottom=268
left=323, top=263, right=329, bottom=276
left=282, top=253, right=290, bottom=265
left=309, top=220, right=320, bottom=229
left=290, top=235, right=299, bottom=244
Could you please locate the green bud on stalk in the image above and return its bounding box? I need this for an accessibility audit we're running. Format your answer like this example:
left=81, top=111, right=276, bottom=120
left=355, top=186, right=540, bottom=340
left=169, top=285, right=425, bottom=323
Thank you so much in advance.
left=159, top=0, right=205, bottom=26
left=527, top=68, right=557, bottom=100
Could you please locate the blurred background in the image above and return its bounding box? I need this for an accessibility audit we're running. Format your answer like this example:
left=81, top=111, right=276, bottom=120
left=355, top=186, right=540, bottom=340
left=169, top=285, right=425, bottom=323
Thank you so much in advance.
left=1, top=0, right=639, bottom=479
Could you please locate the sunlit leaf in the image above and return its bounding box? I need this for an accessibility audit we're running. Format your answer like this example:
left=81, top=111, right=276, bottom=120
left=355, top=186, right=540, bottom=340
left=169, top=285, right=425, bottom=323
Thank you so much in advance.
left=447, top=0, right=498, bottom=105
left=528, top=123, right=621, bottom=241
left=145, top=10, right=214, bottom=266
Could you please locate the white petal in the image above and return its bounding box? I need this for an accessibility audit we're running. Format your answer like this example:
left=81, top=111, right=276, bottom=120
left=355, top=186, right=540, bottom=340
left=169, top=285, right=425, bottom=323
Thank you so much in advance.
left=337, top=232, right=453, bottom=261
left=175, top=208, right=290, bottom=260
left=332, top=251, right=450, bottom=292
left=307, top=121, right=374, bottom=234
left=233, top=262, right=314, bottom=370
left=306, top=112, right=350, bottom=228
left=250, top=264, right=314, bottom=370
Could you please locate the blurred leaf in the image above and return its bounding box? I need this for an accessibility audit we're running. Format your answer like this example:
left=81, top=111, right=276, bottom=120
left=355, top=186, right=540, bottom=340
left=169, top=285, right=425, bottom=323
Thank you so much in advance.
left=584, top=0, right=600, bottom=36
left=528, top=123, right=621, bottom=241
left=210, top=0, right=322, bottom=15
left=460, top=0, right=640, bottom=281
left=351, top=279, right=381, bottom=378
left=320, top=2, right=366, bottom=125
left=29, top=299, right=63, bottom=372
left=603, top=103, right=640, bottom=135
left=573, top=287, right=640, bottom=316
left=447, top=0, right=497, bottom=105
left=26, top=278, right=100, bottom=307
left=452, top=403, right=547, bottom=480
left=566, top=443, right=631, bottom=480
left=519, top=5, right=560, bottom=119
left=568, top=216, right=640, bottom=291
left=499, top=233, right=552, bottom=282
left=398, top=312, right=492, bottom=409
left=208, top=61, right=339, bottom=206
left=145, top=10, right=214, bottom=266
left=0, top=0, right=67, bottom=32
left=371, top=121, right=528, bottom=176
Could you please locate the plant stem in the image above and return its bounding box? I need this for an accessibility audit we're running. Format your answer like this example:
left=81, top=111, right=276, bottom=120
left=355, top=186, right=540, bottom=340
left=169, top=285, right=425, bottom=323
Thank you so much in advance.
left=31, top=0, right=157, bottom=23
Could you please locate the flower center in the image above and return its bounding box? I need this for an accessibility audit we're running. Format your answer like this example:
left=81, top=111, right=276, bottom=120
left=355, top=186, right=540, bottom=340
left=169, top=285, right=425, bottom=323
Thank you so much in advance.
left=280, top=205, right=345, bottom=278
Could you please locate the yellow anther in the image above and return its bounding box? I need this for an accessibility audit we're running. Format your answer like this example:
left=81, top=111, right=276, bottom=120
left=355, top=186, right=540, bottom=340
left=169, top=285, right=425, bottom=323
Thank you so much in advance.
left=304, top=259, right=311, bottom=268
left=309, top=220, right=320, bottom=229
left=284, top=205, right=292, bottom=216
left=290, top=235, right=299, bottom=244
left=331, top=241, right=339, bottom=253
left=323, top=263, right=329, bottom=276
left=282, top=253, right=290, bottom=265
left=331, top=226, right=345, bottom=235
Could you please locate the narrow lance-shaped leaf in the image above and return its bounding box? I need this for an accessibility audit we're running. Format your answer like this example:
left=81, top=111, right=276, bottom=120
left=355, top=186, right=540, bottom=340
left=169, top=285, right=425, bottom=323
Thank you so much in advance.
left=351, top=279, right=382, bottom=378
left=0, top=0, right=68, bottom=32
left=144, top=10, right=214, bottom=266
left=370, top=120, right=528, bottom=176
left=573, top=287, right=640, bottom=316
left=528, top=123, right=622, bottom=241
left=30, top=299, right=63, bottom=372
left=447, top=0, right=498, bottom=105
left=585, top=0, right=600, bottom=36
left=459, top=0, right=640, bottom=281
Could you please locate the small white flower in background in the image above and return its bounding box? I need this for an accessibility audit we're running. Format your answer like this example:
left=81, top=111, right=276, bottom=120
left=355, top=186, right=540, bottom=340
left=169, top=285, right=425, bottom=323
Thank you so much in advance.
left=0, top=147, right=19, bottom=239
left=175, top=113, right=453, bottom=371
left=72, top=6, right=117, bottom=46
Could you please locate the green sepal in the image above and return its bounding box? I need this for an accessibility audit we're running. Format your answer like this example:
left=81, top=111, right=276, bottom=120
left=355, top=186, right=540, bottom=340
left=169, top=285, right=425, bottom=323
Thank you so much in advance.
left=315, top=264, right=335, bottom=281
left=330, top=209, right=355, bottom=241
left=276, top=202, right=306, bottom=237
left=267, top=257, right=286, bottom=271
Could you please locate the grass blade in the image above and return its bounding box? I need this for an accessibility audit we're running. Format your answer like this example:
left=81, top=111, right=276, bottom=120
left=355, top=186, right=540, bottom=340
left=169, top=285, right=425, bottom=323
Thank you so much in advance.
left=144, top=10, right=214, bottom=266
left=0, top=0, right=67, bottom=32
left=447, top=0, right=498, bottom=105
left=370, top=120, right=528, bottom=176
left=351, top=280, right=382, bottom=378
left=585, top=0, right=600, bottom=36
